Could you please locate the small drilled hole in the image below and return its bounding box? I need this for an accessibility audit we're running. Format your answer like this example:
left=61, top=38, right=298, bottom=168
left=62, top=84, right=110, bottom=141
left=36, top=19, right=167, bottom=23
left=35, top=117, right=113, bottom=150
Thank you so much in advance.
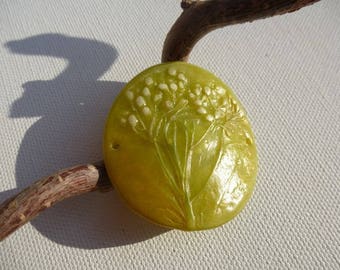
left=111, top=143, right=120, bottom=150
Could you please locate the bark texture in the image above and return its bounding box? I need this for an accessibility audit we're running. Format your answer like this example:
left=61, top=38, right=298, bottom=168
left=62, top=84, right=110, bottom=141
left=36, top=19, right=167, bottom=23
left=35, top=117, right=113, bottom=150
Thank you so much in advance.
left=0, top=161, right=112, bottom=240
left=162, top=0, right=321, bottom=62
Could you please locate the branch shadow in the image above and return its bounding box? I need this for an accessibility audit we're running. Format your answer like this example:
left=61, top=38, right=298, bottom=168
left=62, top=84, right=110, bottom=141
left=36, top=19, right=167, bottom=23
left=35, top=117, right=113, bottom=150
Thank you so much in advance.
left=2, top=33, right=168, bottom=249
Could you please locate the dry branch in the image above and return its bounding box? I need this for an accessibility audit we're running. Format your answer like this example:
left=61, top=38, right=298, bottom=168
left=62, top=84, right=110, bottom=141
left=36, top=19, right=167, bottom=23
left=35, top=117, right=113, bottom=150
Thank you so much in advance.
left=0, top=0, right=321, bottom=241
left=162, top=0, right=321, bottom=62
left=0, top=162, right=111, bottom=240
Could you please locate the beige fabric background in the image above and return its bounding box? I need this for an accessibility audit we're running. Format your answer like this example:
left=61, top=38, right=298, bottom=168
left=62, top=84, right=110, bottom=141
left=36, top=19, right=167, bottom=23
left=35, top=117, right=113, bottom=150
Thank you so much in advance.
left=0, top=0, right=339, bottom=269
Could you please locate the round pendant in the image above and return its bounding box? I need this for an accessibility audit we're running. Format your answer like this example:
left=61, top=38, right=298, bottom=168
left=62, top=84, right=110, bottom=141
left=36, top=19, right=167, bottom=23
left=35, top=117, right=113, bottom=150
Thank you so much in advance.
left=104, top=62, right=257, bottom=230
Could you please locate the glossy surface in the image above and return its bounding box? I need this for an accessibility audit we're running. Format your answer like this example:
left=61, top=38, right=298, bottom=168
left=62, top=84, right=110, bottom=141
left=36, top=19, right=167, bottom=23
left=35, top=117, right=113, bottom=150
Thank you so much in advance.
left=104, top=62, right=257, bottom=230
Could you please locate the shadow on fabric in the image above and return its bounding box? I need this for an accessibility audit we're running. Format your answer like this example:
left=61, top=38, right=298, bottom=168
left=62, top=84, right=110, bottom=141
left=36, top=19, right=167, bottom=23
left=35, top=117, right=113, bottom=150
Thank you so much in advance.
left=2, top=33, right=168, bottom=249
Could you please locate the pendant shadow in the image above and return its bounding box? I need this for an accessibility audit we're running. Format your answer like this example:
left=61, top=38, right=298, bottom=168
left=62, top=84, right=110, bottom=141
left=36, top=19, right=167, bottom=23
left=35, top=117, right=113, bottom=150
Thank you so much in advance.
left=2, top=33, right=168, bottom=249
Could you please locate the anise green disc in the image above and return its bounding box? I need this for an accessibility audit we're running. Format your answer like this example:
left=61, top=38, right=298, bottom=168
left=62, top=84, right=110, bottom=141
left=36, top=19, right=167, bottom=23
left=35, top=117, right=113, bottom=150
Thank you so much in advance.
left=104, top=62, right=257, bottom=230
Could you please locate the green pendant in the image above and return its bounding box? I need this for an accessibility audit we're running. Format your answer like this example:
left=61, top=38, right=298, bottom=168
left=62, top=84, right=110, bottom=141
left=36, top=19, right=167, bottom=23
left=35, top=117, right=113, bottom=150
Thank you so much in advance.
left=104, top=62, right=257, bottom=230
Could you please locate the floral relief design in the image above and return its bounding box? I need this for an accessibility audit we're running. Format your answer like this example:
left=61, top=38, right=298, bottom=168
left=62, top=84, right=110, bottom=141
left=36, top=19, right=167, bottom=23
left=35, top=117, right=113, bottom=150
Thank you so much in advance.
left=115, top=66, right=255, bottom=229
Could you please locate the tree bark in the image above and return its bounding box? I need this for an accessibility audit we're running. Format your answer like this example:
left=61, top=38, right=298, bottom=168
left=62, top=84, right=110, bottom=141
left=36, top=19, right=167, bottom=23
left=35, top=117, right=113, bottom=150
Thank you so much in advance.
left=162, top=0, right=321, bottom=62
left=0, top=0, right=321, bottom=241
left=0, top=161, right=112, bottom=240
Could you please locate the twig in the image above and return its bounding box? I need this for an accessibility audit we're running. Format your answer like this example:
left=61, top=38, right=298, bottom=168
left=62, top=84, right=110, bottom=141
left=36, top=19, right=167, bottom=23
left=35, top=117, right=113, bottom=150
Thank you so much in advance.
left=0, top=161, right=112, bottom=240
left=162, top=0, right=321, bottom=62
left=0, top=0, right=321, bottom=240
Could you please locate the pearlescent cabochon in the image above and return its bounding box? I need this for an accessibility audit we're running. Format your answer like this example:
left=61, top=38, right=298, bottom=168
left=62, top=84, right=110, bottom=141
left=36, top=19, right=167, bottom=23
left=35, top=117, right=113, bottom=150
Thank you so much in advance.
left=104, top=62, right=257, bottom=230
